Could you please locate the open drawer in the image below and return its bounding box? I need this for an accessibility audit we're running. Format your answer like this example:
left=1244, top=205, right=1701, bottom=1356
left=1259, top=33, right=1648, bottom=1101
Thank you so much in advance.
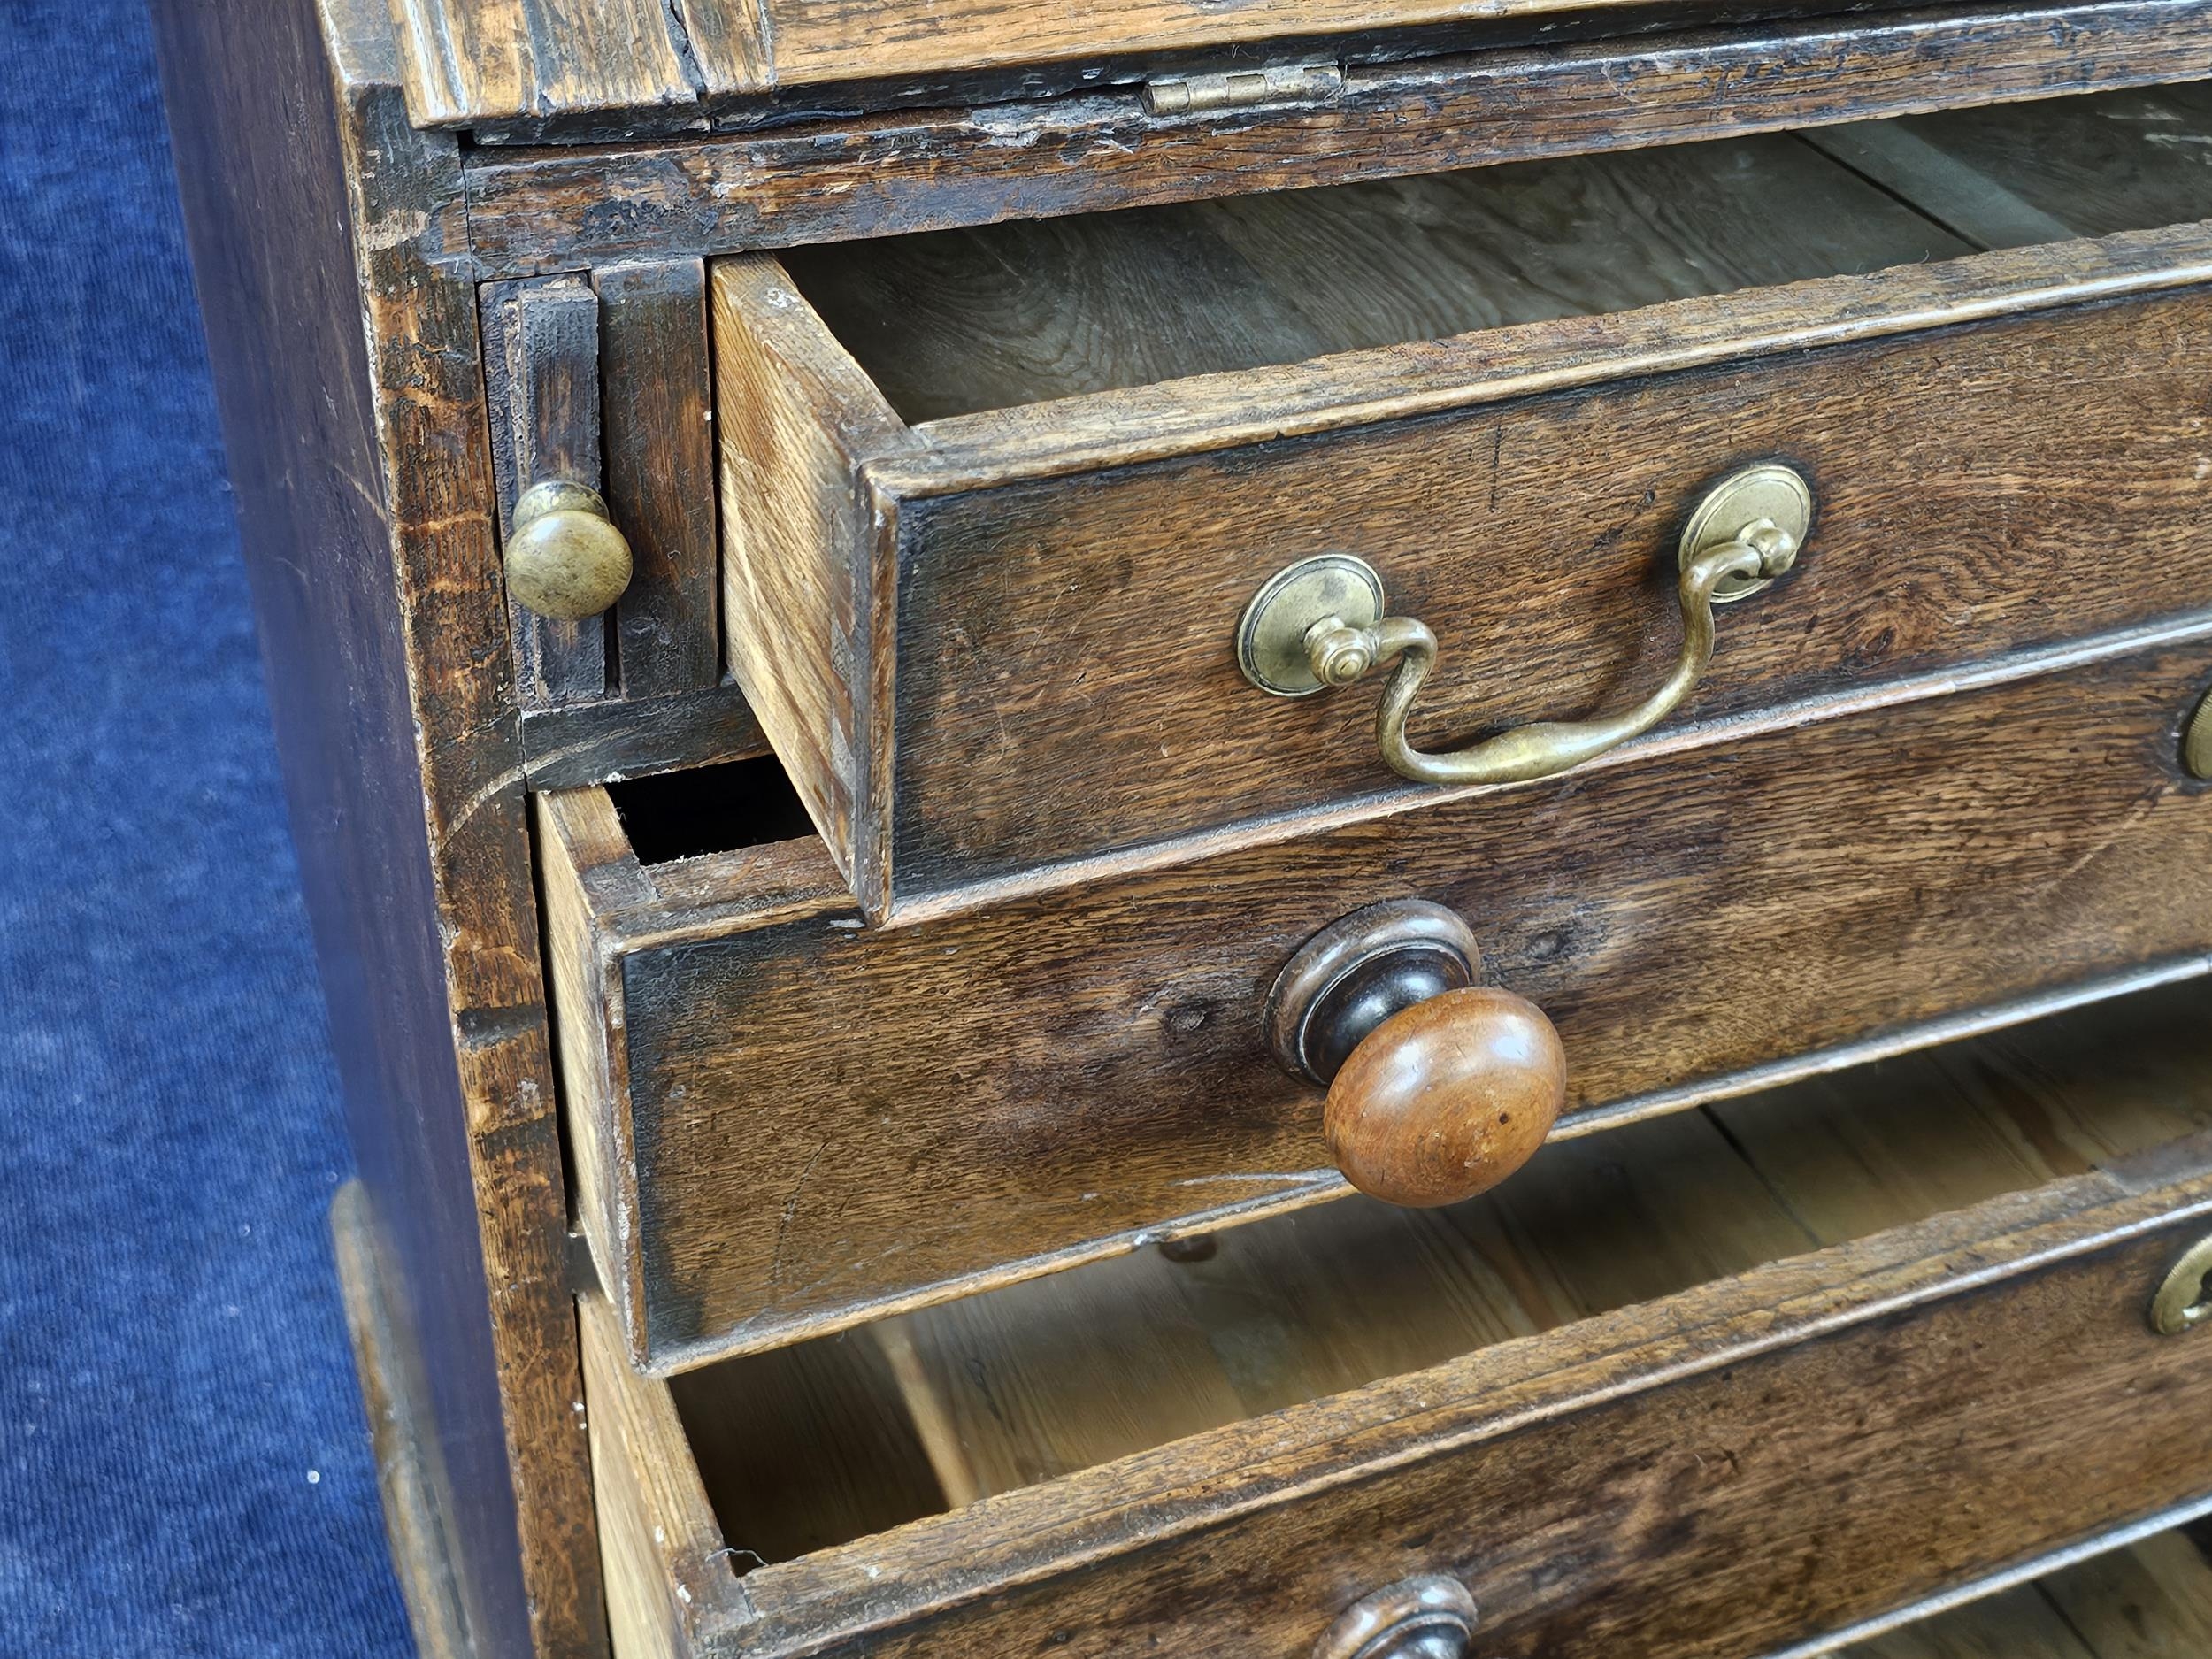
left=712, top=81, right=2212, bottom=922
left=541, top=629, right=2212, bottom=1371
left=580, top=985, right=2212, bottom=1658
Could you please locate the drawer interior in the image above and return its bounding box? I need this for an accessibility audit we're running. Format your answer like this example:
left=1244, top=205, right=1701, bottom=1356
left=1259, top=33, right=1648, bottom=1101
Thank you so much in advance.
left=658, top=979, right=2211, bottom=1567
left=781, top=83, right=2212, bottom=421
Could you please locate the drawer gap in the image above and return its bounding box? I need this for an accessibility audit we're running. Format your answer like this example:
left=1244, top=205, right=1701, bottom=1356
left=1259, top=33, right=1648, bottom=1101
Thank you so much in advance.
left=660, top=979, right=2212, bottom=1571
left=604, top=752, right=819, bottom=865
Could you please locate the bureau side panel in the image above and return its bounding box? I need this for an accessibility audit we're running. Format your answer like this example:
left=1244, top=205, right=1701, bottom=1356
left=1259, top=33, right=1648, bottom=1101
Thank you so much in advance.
left=150, top=4, right=602, bottom=1656
left=619, top=639, right=2212, bottom=1364
left=891, top=290, right=2212, bottom=898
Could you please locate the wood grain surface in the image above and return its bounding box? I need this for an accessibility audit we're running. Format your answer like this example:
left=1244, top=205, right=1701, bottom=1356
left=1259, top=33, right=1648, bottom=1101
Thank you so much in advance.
left=518, top=681, right=769, bottom=791
left=595, top=260, right=721, bottom=699
left=855, top=981, right=2210, bottom=1509
left=462, top=0, right=2212, bottom=273
left=889, top=286, right=2212, bottom=898
left=543, top=631, right=2212, bottom=1370
left=155, top=4, right=603, bottom=1655
left=711, top=259, right=917, bottom=914
left=578, top=1109, right=2212, bottom=1659
left=387, top=0, right=1938, bottom=127
left=716, top=208, right=2212, bottom=916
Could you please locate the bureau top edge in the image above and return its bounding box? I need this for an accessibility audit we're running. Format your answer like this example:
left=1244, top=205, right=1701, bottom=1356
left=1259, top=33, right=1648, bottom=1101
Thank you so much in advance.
left=365, top=0, right=2212, bottom=147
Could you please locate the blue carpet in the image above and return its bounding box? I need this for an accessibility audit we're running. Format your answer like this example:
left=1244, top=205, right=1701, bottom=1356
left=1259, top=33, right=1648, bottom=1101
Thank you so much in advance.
left=0, top=3, right=417, bottom=1654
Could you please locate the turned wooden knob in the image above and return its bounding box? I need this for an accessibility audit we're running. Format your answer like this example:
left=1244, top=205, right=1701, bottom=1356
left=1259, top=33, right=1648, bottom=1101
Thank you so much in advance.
left=505, top=480, right=633, bottom=619
left=1266, top=901, right=1566, bottom=1208
left=1325, top=987, right=1565, bottom=1207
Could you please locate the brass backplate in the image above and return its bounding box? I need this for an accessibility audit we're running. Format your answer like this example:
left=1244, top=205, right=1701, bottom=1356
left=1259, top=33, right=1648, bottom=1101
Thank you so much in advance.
left=1678, top=463, right=1814, bottom=603
left=2151, top=1232, right=2212, bottom=1336
left=1237, top=554, right=1386, bottom=696
left=2185, top=687, right=2212, bottom=780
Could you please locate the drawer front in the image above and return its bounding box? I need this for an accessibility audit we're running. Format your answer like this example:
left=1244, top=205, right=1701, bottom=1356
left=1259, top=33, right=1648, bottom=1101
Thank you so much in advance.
left=583, top=1140, right=2212, bottom=1659
left=544, top=632, right=2212, bottom=1371
left=887, top=280, right=2212, bottom=898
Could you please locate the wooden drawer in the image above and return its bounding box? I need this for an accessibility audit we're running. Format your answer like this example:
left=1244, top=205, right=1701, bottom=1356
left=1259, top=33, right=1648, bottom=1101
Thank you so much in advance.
left=713, top=84, right=2212, bottom=923
left=541, top=630, right=2212, bottom=1372
left=580, top=992, right=2212, bottom=1658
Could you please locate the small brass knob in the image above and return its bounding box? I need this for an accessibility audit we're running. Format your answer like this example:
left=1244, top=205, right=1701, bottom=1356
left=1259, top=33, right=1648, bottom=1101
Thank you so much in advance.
left=1314, top=1575, right=1479, bottom=1659
left=2150, top=1233, right=2212, bottom=1336
left=2185, top=687, right=2212, bottom=780
left=505, top=480, right=632, bottom=620
left=1266, top=901, right=1566, bottom=1207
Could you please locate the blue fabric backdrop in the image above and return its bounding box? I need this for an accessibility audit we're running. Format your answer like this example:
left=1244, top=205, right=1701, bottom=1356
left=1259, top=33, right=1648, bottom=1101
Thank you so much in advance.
left=1, top=2, right=418, bottom=1652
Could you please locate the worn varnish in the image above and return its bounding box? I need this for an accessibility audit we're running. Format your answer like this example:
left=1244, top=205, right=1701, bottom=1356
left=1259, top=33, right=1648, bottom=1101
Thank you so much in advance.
left=542, top=629, right=2212, bottom=1370
left=461, top=0, right=2212, bottom=271
left=595, top=261, right=721, bottom=700
left=153, top=3, right=602, bottom=1655
left=577, top=1051, right=2212, bottom=1658
left=717, top=205, right=2212, bottom=916
left=385, top=0, right=1995, bottom=129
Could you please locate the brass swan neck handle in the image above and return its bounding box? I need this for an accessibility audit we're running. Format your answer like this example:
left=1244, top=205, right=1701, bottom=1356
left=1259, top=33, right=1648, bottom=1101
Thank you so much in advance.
left=1236, top=464, right=1812, bottom=788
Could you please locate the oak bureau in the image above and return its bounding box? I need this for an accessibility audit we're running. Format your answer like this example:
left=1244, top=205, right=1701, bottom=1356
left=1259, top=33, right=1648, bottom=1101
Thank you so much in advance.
left=151, top=0, right=2212, bottom=1655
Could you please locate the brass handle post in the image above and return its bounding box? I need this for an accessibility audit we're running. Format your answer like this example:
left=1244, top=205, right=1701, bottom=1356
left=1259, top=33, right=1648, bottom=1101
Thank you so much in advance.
left=1237, top=465, right=1812, bottom=787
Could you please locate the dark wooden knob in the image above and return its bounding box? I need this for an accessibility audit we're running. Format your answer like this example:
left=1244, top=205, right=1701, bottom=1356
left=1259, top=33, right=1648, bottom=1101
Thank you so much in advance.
left=1325, top=987, right=1565, bottom=1207
left=1266, top=901, right=1565, bottom=1208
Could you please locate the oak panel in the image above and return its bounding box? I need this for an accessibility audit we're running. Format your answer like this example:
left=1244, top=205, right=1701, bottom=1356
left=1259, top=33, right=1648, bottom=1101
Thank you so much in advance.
left=542, top=633, right=2212, bottom=1369
left=463, top=0, right=2212, bottom=271
left=889, top=286, right=2212, bottom=895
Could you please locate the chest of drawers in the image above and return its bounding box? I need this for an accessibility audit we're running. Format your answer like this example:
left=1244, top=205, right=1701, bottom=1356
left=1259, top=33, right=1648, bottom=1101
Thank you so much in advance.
left=154, top=2, right=2212, bottom=1656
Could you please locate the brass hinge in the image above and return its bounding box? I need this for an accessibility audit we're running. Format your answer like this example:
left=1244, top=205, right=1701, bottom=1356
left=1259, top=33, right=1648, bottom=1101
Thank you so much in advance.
left=1144, top=61, right=1344, bottom=115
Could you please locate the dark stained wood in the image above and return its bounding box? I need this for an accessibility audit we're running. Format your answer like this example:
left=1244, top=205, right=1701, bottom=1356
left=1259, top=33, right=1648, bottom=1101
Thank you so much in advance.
left=595, top=261, right=722, bottom=699
left=541, top=630, right=2212, bottom=1370
left=387, top=0, right=708, bottom=127
left=518, top=681, right=769, bottom=790
left=578, top=1118, right=2212, bottom=1658
left=151, top=4, right=602, bottom=1656
left=715, top=218, right=2212, bottom=918
left=461, top=0, right=2212, bottom=275
left=784, top=131, right=1970, bottom=420
left=387, top=0, right=1907, bottom=129
left=480, top=274, right=608, bottom=703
